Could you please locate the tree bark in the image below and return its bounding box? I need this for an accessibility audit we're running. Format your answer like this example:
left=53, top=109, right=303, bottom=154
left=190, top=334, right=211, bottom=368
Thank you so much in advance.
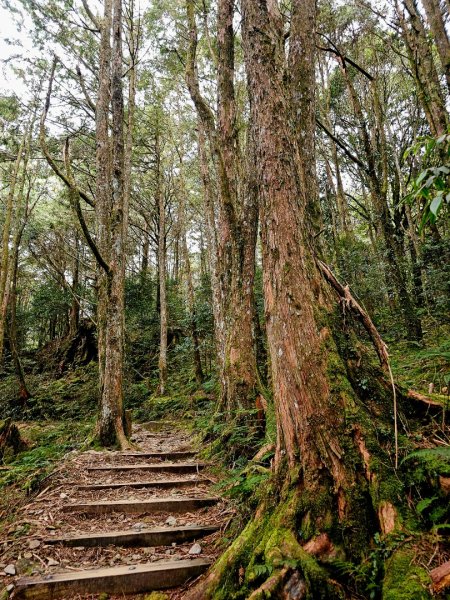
left=156, top=132, right=168, bottom=396
left=396, top=0, right=448, bottom=136
left=186, top=1, right=434, bottom=596
left=185, top=0, right=259, bottom=420
left=420, top=0, right=450, bottom=92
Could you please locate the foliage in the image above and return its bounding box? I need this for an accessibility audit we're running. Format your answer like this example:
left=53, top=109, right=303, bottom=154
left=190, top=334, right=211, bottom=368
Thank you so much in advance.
left=404, top=132, right=450, bottom=231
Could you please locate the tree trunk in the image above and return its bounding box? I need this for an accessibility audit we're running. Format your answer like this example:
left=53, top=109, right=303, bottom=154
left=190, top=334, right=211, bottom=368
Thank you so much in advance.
left=156, top=134, right=168, bottom=396
left=0, top=131, right=27, bottom=364
left=420, top=0, right=450, bottom=92
left=187, top=1, right=433, bottom=596
left=186, top=0, right=259, bottom=420
left=96, top=0, right=129, bottom=449
left=397, top=0, right=448, bottom=136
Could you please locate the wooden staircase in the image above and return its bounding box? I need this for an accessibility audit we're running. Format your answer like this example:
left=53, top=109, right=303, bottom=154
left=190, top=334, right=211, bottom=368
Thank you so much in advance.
left=12, top=424, right=220, bottom=599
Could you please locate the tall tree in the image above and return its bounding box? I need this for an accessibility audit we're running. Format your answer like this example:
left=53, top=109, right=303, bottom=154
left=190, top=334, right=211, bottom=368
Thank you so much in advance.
left=188, top=0, right=435, bottom=596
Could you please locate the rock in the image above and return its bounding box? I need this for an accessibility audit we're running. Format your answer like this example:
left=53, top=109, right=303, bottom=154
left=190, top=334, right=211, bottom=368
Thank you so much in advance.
left=28, top=540, right=40, bottom=550
left=6, top=584, right=14, bottom=592
left=143, top=547, right=155, bottom=555
left=171, top=542, right=177, bottom=547
left=59, top=493, right=68, bottom=499
left=23, top=553, right=32, bottom=560
left=47, top=559, right=59, bottom=567
left=133, top=522, right=144, bottom=530
left=131, top=554, right=140, bottom=560
left=4, top=565, right=16, bottom=575
left=165, top=516, right=177, bottom=526
left=165, top=549, right=172, bottom=555
left=188, top=543, right=202, bottom=556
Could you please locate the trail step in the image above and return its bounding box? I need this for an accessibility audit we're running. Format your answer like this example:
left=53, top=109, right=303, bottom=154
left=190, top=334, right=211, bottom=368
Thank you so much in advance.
left=63, top=496, right=219, bottom=514
left=78, top=477, right=210, bottom=491
left=86, top=462, right=206, bottom=473
left=115, top=451, right=196, bottom=460
left=14, top=558, right=211, bottom=599
left=44, top=524, right=219, bottom=547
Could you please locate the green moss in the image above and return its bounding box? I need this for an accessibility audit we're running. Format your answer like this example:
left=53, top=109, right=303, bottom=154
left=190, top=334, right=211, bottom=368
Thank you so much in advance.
left=144, top=593, right=169, bottom=600
left=382, top=550, right=432, bottom=600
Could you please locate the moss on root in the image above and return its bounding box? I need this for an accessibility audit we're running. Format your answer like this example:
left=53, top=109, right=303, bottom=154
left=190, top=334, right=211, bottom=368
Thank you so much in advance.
left=382, top=549, right=432, bottom=599
left=192, top=489, right=344, bottom=600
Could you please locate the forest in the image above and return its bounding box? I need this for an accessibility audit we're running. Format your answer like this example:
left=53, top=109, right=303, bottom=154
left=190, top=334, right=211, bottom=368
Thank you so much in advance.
left=0, top=0, right=449, bottom=598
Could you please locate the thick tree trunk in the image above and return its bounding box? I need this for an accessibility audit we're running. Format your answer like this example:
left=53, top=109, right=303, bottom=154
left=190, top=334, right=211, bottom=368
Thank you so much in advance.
left=96, top=0, right=129, bottom=449
left=95, top=0, right=113, bottom=401
left=187, top=1, right=433, bottom=597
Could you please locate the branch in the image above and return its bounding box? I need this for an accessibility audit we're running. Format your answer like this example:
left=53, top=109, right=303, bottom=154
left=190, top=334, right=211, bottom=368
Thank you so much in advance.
left=76, top=65, right=96, bottom=113
left=316, top=118, right=369, bottom=174
left=317, top=259, right=389, bottom=369
left=317, top=34, right=374, bottom=81
left=63, top=138, right=111, bottom=276
left=40, top=57, right=95, bottom=208
left=81, top=0, right=101, bottom=31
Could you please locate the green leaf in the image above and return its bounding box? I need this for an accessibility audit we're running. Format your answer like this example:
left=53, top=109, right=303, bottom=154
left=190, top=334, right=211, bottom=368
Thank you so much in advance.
left=416, top=170, right=428, bottom=185
left=430, top=195, right=443, bottom=217
left=416, top=496, right=437, bottom=514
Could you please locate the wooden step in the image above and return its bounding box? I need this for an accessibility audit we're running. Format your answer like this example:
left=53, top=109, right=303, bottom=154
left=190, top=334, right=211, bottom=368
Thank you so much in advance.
left=116, top=451, right=196, bottom=460
left=14, top=558, right=211, bottom=599
left=78, top=477, right=210, bottom=491
left=45, top=524, right=219, bottom=547
left=87, top=462, right=205, bottom=473
left=63, top=496, right=219, bottom=514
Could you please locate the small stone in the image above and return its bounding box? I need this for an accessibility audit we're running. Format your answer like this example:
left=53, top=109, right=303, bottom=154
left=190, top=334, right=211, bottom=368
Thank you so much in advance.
left=128, top=566, right=136, bottom=571
left=171, top=542, right=177, bottom=547
left=133, top=522, right=144, bottom=530
left=143, top=547, right=155, bottom=555
left=188, top=543, right=202, bottom=556
left=29, top=540, right=41, bottom=550
left=59, top=493, right=68, bottom=499
left=6, top=584, right=14, bottom=592
left=165, top=549, right=172, bottom=555
left=48, top=559, right=59, bottom=567
left=74, top=546, right=85, bottom=551
left=131, top=554, right=140, bottom=560
left=4, top=564, right=16, bottom=575
left=24, top=553, right=33, bottom=559
left=165, top=516, right=177, bottom=526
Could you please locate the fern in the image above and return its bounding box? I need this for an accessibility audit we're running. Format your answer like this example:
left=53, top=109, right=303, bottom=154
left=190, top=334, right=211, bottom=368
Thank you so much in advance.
left=402, top=447, right=450, bottom=475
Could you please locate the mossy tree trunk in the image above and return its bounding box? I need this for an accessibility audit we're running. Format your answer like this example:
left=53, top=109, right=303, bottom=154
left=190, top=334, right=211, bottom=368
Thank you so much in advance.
left=185, top=0, right=260, bottom=420
left=187, top=1, right=435, bottom=597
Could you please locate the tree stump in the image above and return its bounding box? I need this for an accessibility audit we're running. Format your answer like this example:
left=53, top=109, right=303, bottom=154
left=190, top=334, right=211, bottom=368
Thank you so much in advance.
left=0, top=418, right=26, bottom=461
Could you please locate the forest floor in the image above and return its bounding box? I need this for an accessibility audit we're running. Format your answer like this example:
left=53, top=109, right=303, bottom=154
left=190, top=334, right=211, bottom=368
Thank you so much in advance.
left=0, top=421, right=231, bottom=599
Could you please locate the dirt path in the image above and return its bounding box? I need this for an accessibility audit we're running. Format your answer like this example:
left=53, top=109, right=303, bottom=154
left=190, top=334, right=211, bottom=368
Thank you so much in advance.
left=0, top=422, right=230, bottom=599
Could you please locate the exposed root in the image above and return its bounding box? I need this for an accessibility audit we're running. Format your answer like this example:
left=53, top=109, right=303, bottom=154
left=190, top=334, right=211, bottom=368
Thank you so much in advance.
left=430, top=560, right=450, bottom=593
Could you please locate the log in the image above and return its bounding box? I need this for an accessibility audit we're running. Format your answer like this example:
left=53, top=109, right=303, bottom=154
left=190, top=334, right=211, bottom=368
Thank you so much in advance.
left=62, top=496, right=219, bottom=514
left=45, top=524, right=219, bottom=548
left=14, top=558, right=211, bottom=599
left=86, top=462, right=206, bottom=473
left=78, top=478, right=210, bottom=490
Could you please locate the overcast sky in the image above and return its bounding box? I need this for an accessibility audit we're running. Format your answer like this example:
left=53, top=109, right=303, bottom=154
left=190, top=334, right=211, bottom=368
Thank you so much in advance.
left=0, top=4, right=34, bottom=96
